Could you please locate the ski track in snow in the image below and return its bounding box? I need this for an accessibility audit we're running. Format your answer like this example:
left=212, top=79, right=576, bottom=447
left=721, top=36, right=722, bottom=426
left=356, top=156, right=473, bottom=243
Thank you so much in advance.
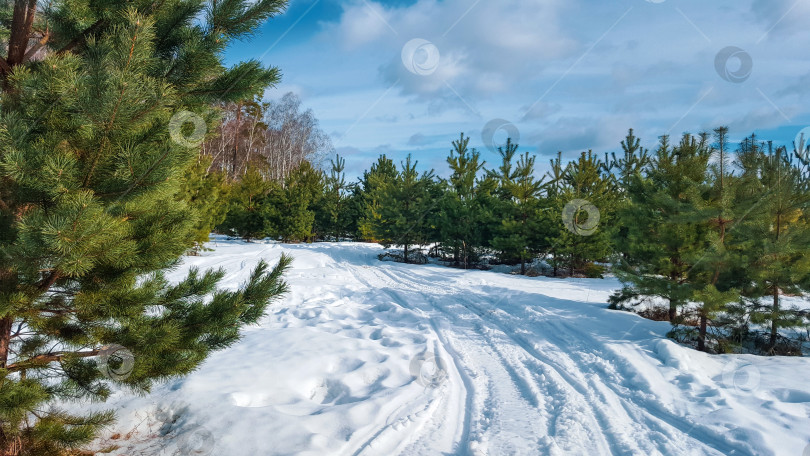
left=86, top=239, right=810, bottom=456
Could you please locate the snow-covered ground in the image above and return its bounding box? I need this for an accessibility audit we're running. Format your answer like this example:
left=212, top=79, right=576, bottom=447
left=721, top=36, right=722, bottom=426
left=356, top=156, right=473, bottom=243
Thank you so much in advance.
left=88, top=237, right=810, bottom=456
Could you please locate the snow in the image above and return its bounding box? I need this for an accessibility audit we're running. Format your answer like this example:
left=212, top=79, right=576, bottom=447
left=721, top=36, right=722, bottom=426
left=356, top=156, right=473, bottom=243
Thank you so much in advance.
left=85, top=237, right=810, bottom=456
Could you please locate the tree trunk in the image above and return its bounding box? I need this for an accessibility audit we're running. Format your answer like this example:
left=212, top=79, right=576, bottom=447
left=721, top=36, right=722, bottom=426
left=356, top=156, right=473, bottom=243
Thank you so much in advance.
left=698, top=314, right=707, bottom=351
left=0, top=317, right=13, bottom=368
left=770, top=285, right=779, bottom=348
left=403, top=243, right=409, bottom=264
left=520, top=258, right=526, bottom=275
left=232, top=103, right=242, bottom=177
left=462, top=241, right=468, bottom=269
left=7, top=0, right=36, bottom=65
left=668, top=300, right=676, bottom=322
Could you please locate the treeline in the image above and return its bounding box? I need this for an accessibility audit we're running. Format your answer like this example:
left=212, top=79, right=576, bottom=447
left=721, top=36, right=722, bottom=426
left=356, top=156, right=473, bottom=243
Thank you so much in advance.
left=195, top=127, right=810, bottom=355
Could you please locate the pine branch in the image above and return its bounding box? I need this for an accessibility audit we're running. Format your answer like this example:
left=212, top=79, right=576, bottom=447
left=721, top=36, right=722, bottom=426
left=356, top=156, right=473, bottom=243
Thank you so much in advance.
left=56, top=19, right=106, bottom=55
left=6, top=349, right=101, bottom=372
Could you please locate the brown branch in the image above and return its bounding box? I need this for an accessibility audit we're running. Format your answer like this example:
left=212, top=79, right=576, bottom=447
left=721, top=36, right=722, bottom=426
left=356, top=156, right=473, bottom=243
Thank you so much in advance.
left=36, top=271, right=61, bottom=292
left=56, top=19, right=105, bottom=55
left=6, top=349, right=100, bottom=371
left=22, top=32, right=50, bottom=62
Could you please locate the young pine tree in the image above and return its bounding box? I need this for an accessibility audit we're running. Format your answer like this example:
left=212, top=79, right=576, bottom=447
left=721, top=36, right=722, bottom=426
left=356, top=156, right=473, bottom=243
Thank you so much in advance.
left=549, top=151, right=615, bottom=277
left=220, top=167, right=273, bottom=240
left=0, top=3, right=290, bottom=453
left=491, top=151, right=545, bottom=274
left=541, top=152, right=566, bottom=276
left=438, top=133, right=496, bottom=269
left=687, top=127, right=742, bottom=351
left=264, top=161, right=323, bottom=243
left=177, top=156, right=231, bottom=248
left=608, top=128, right=651, bottom=191
left=375, top=155, right=436, bottom=263
left=612, top=134, right=713, bottom=321
left=609, top=129, right=650, bottom=258
left=316, top=154, right=352, bottom=240
left=488, top=138, right=519, bottom=265
left=357, top=155, right=398, bottom=242
left=735, top=141, right=810, bottom=351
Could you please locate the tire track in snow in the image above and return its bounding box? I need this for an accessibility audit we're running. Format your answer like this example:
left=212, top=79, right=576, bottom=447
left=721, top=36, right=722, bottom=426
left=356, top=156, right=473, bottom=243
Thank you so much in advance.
left=392, top=265, right=754, bottom=456
left=375, top=265, right=616, bottom=455
left=528, top=316, right=757, bottom=456
left=343, top=263, right=473, bottom=456
left=339, top=258, right=758, bottom=455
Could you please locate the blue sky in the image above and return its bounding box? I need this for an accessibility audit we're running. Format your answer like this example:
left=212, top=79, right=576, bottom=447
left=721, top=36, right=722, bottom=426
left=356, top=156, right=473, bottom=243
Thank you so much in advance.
left=226, top=0, right=810, bottom=178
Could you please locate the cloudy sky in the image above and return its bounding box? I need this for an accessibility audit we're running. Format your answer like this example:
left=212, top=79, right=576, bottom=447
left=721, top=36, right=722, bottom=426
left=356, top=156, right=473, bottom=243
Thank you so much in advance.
left=226, top=0, right=810, bottom=177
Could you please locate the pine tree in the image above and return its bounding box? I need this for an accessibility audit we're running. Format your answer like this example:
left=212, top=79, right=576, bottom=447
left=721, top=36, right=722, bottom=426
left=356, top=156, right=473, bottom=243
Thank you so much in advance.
left=687, top=127, right=742, bottom=351
left=735, top=141, right=810, bottom=351
left=488, top=138, right=519, bottom=265
left=357, top=155, right=398, bottom=242
left=488, top=137, right=519, bottom=201
left=548, top=151, right=615, bottom=277
left=607, top=128, right=650, bottom=191
left=491, top=151, right=544, bottom=274
left=0, top=2, right=290, bottom=453
left=177, top=156, right=231, bottom=248
left=375, top=155, right=435, bottom=263
left=220, top=167, right=273, bottom=240
left=316, top=154, right=353, bottom=240
left=541, top=152, right=566, bottom=276
left=612, top=134, right=713, bottom=321
left=438, top=133, right=496, bottom=269
left=609, top=129, right=650, bottom=259
left=263, top=160, right=323, bottom=242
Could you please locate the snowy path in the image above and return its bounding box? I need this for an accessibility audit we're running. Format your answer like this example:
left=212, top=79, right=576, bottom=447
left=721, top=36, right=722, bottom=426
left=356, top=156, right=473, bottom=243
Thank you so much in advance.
left=90, top=240, right=810, bottom=456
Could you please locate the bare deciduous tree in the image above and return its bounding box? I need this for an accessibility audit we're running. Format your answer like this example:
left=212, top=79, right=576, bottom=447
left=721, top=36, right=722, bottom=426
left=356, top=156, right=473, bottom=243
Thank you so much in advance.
left=203, top=92, right=333, bottom=181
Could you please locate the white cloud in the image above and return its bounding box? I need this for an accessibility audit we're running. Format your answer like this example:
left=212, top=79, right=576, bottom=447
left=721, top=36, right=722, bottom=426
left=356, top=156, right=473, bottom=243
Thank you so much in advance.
left=267, top=0, right=810, bottom=173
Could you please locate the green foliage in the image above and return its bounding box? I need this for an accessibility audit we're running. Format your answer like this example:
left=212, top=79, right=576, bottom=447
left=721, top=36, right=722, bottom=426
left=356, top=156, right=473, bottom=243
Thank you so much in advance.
left=0, top=1, right=289, bottom=453
left=263, top=161, right=323, bottom=242
left=437, top=133, right=496, bottom=268
left=316, top=154, right=354, bottom=240
left=612, top=133, right=713, bottom=322
left=547, top=151, right=616, bottom=276
left=220, top=167, right=272, bottom=240
left=357, top=155, right=398, bottom=242
left=609, top=129, right=650, bottom=256
left=177, top=156, right=231, bottom=247
left=373, top=155, right=436, bottom=263
left=734, top=139, right=810, bottom=350
left=210, top=124, right=805, bottom=355
left=491, top=147, right=545, bottom=274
